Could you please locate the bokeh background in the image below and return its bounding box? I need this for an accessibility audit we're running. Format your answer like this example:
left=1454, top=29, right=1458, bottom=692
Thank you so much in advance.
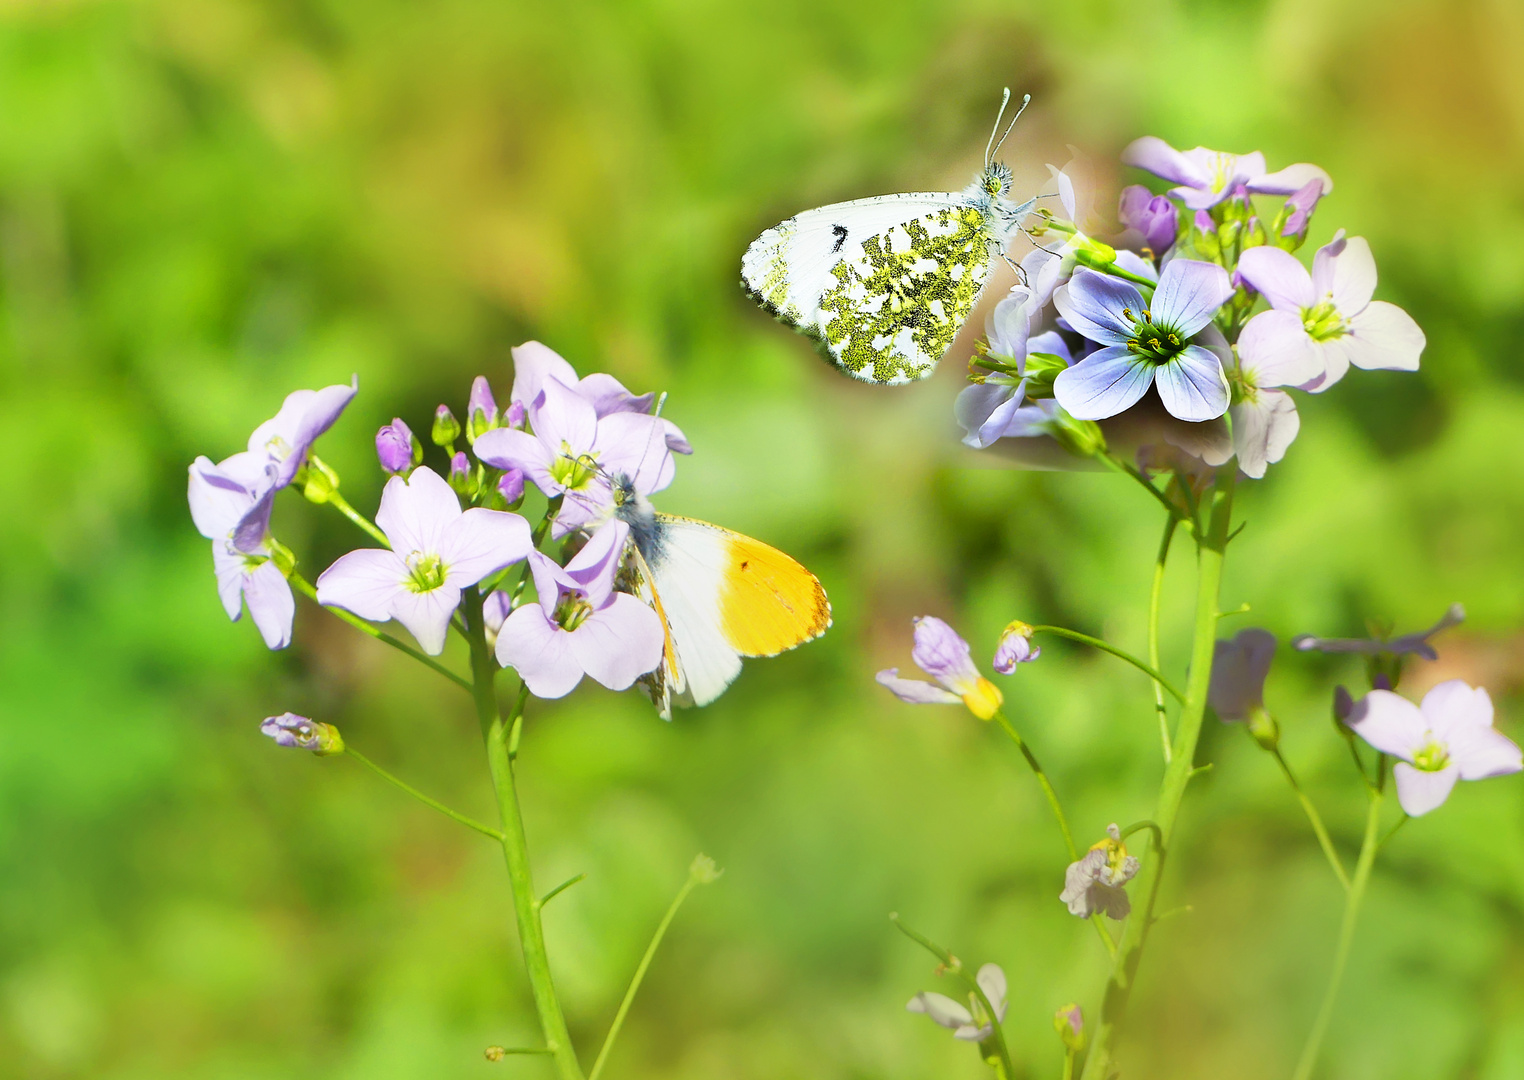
left=3, top=0, right=1523, bottom=1077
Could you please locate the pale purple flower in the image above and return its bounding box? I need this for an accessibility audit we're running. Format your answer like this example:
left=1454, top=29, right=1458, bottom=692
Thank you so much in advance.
left=246, top=377, right=358, bottom=488
left=1122, top=137, right=1332, bottom=212
left=1209, top=629, right=1276, bottom=721
left=1345, top=681, right=1521, bottom=816
left=376, top=418, right=416, bottom=474
left=260, top=712, right=344, bottom=755
left=906, top=963, right=1007, bottom=1042
left=1293, top=603, right=1465, bottom=660
left=505, top=400, right=526, bottom=429
left=474, top=376, right=675, bottom=537
left=876, top=616, right=1003, bottom=720
left=1229, top=313, right=1325, bottom=478
left=508, top=341, right=691, bottom=454
left=993, top=621, right=1040, bottom=673
left=1118, top=185, right=1178, bottom=255
left=1280, top=178, right=1324, bottom=241
left=483, top=589, right=513, bottom=636
left=1061, top=825, right=1139, bottom=919
left=494, top=520, right=664, bottom=698
left=1236, top=232, right=1424, bottom=392
left=1053, top=260, right=1234, bottom=421
left=955, top=286, right=1040, bottom=448
left=315, top=466, right=532, bottom=654
left=187, top=453, right=294, bottom=650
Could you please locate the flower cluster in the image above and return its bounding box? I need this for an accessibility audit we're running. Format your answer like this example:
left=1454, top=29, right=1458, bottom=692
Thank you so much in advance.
left=959, top=139, right=1424, bottom=479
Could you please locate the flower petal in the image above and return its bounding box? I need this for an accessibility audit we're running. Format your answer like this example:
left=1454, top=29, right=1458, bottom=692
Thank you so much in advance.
left=953, top=1023, right=993, bottom=1042
left=188, top=456, right=259, bottom=539
left=244, top=561, right=296, bottom=650
left=986, top=285, right=1035, bottom=359
left=1448, top=725, right=1523, bottom=781
left=910, top=616, right=981, bottom=696
left=576, top=372, right=655, bottom=417
left=565, top=520, right=629, bottom=608
left=509, top=340, right=580, bottom=409
left=1209, top=628, right=1277, bottom=719
left=316, top=548, right=409, bottom=621
left=1152, top=259, right=1233, bottom=337
left=567, top=594, right=666, bottom=691
left=474, top=427, right=554, bottom=476
left=387, top=583, right=463, bottom=655
left=905, top=992, right=973, bottom=1029
left=1053, top=346, right=1155, bottom=420
left=596, top=412, right=675, bottom=495
left=1236, top=246, right=1315, bottom=312
left=976, top=963, right=1007, bottom=1020
left=496, top=606, right=586, bottom=698
left=1421, top=681, right=1493, bottom=735
left=1325, top=235, right=1377, bottom=315
left=248, top=378, right=358, bottom=488
left=1346, top=689, right=1426, bottom=761
left=1121, top=136, right=1209, bottom=188
left=1154, top=344, right=1229, bottom=421
left=956, top=381, right=1027, bottom=449
left=1247, top=162, right=1332, bottom=197
left=1237, top=310, right=1322, bottom=388
left=876, top=669, right=962, bottom=706
left=1393, top=762, right=1460, bottom=817
left=1055, top=270, right=1142, bottom=345
left=1342, top=301, right=1425, bottom=372
left=530, top=377, right=599, bottom=458
left=1300, top=339, right=1352, bottom=393
left=439, top=509, right=533, bottom=587
left=375, top=467, right=461, bottom=558
left=1230, top=389, right=1299, bottom=479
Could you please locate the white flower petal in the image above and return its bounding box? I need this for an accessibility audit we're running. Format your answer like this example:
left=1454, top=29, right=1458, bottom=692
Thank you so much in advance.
left=376, top=468, right=460, bottom=558
left=1237, top=310, right=1322, bottom=388
left=906, top=992, right=973, bottom=1029
left=1346, top=689, right=1426, bottom=761
left=1342, top=301, right=1425, bottom=372
left=1393, top=762, right=1459, bottom=817
left=1053, top=346, right=1155, bottom=420
left=976, top=963, right=1007, bottom=1020
left=1154, top=344, right=1229, bottom=421
left=1230, top=389, right=1299, bottom=479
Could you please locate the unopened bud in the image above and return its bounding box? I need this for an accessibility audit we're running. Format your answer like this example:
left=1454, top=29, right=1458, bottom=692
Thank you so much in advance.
left=505, top=400, right=526, bottom=430
left=376, top=418, right=416, bottom=475
left=1054, top=1003, right=1084, bottom=1052
left=1247, top=706, right=1280, bottom=751
left=484, top=1046, right=507, bottom=1062
left=260, top=712, right=344, bottom=755
left=1276, top=178, right=1325, bottom=250
left=301, top=455, right=340, bottom=504
left=467, top=376, right=499, bottom=443
left=993, top=621, right=1041, bottom=673
left=497, top=466, right=525, bottom=505
left=432, top=404, right=461, bottom=448
left=449, top=451, right=475, bottom=496
left=1050, top=411, right=1106, bottom=458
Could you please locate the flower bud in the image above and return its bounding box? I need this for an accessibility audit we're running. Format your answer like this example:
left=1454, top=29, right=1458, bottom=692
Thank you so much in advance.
left=497, top=466, right=525, bottom=505
left=1247, top=706, right=1280, bottom=751
left=260, top=712, right=344, bottom=755
left=1117, top=185, right=1177, bottom=258
left=1054, top=1003, right=1084, bottom=1052
left=993, top=621, right=1041, bottom=673
left=376, top=418, right=416, bottom=475
left=448, top=450, right=475, bottom=496
left=1050, top=410, right=1106, bottom=458
left=301, top=455, right=340, bottom=504
left=505, top=400, right=526, bottom=430
left=689, top=852, right=723, bottom=884
left=467, top=376, right=498, bottom=444
left=1191, top=210, right=1221, bottom=259
left=431, top=404, right=461, bottom=448
left=1276, top=178, right=1325, bottom=250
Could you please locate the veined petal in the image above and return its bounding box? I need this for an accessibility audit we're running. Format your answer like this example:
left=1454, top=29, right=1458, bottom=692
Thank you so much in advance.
left=986, top=285, right=1035, bottom=359
left=1347, top=689, right=1426, bottom=760
left=1248, top=162, right=1332, bottom=197
left=212, top=545, right=251, bottom=621
left=596, top=412, right=675, bottom=495
left=510, top=340, right=580, bottom=409
left=1053, top=346, right=1155, bottom=420
left=496, top=606, right=586, bottom=698
left=1393, top=762, right=1459, bottom=817
left=244, top=561, right=296, bottom=650
left=956, top=381, right=1027, bottom=449
left=188, top=456, right=257, bottom=539
left=1230, top=390, right=1299, bottom=479
left=439, top=508, right=533, bottom=586
left=576, top=372, right=655, bottom=417
left=910, top=616, right=982, bottom=694
left=388, top=583, right=462, bottom=655
left=376, top=467, right=461, bottom=558
left=1237, top=311, right=1322, bottom=388
left=316, top=548, right=409, bottom=621
left=876, top=669, right=962, bottom=706
left=1055, top=270, right=1142, bottom=345
left=1152, top=259, right=1232, bottom=337
left=1026, top=330, right=1073, bottom=364
left=1121, top=136, right=1209, bottom=188
left=566, top=595, right=666, bottom=690
left=1154, top=344, right=1229, bottom=421
left=474, top=427, right=554, bottom=476
left=1343, top=302, right=1425, bottom=372
left=530, top=377, right=599, bottom=458
left=565, top=520, right=629, bottom=608
left=1237, top=246, right=1315, bottom=312
left=1322, top=235, right=1377, bottom=315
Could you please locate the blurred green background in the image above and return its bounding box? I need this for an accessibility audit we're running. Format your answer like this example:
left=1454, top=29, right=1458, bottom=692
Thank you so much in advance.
left=3, top=0, right=1524, bottom=1077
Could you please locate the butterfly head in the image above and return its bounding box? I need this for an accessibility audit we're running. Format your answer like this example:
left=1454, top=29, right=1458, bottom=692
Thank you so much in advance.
left=980, top=161, right=1014, bottom=198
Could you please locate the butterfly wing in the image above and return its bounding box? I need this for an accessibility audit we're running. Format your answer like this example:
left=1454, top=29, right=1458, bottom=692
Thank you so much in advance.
left=742, top=194, right=995, bottom=385
left=634, top=515, right=830, bottom=714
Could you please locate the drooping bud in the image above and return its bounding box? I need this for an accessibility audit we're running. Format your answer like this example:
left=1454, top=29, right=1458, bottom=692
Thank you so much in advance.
left=467, top=376, right=498, bottom=443
left=1117, top=185, right=1177, bottom=258
left=431, top=404, right=461, bottom=448
left=260, top=712, right=344, bottom=755
left=1276, top=178, right=1325, bottom=249
left=376, top=418, right=416, bottom=475
left=993, top=621, right=1041, bottom=673
left=497, top=466, right=525, bottom=506
left=1053, top=1003, right=1084, bottom=1052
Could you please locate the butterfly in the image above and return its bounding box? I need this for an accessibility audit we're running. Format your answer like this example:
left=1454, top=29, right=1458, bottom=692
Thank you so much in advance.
left=610, top=477, right=831, bottom=720
left=742, top=89, right=1038, bottom=385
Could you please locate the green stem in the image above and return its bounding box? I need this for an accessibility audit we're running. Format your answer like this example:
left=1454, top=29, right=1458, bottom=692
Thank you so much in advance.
left=346, top=748, right=504, bottom=841
left=889, top=915, right=1017, bottom=1080
left=1079, top=469, right=1235, bottom=1080
left=1290, top=771, right=1384, bottom=1080
left=1062, top=1049, right=1075, bottom=1080
left=1099, top=452, right=1193, bottom=530
left=1027, top=626, right=1185, bottom=704
left=1149, top=516, right=1178, bottom=763
left=289, top=572, right=473, bottom=693
left=1269, top=746, right=1350, bottom=891
left=587, top=856, right=718, bottom=1080
left=464, top=589, right=582, bottom=1080
left=327, top=489, right=392, bottom=548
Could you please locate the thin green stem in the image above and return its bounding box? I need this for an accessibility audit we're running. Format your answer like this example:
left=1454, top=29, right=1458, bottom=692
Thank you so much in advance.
left=1269, top=746, right=1350, bottom=891
left=1377, top=812, right=1409, bottom=853
left=1062, top=1049, right=1075, bottom=1080
left=540, top=873, right=587, bottom=907
left=992, top=710, right=1076, bottom=860
left=1027, top=626, right=1185, bottom=704
left=1149, top=515, right=1179, bottom=763
left=289, top=572, right=473, bottom=693
left=464, top=589, right=582, bottom=1080
left=1080, top=470, right=1235, bottom=1080
left=346, top=748, right=504, bottom=841
left=1098, top=452, right=1188, bottom=525
left=889, top=915, right=1016, bottom=1080
left=588, top=856, right=718, bottom=1080
left=1290, top=770, right=1385, bottom=1080
left=326, top=489, right=392, bottom=548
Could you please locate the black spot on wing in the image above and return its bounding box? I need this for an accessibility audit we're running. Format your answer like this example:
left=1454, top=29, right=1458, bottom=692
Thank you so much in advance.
left=831, top=224, right=848, bottom=253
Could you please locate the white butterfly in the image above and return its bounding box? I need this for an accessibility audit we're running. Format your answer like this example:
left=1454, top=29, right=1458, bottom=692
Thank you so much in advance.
left=742, top=90, right=1038, bottom=385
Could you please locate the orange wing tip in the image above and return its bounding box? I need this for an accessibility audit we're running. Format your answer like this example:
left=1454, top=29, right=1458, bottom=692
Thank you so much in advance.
left=717, top=534, right=832, bottom=658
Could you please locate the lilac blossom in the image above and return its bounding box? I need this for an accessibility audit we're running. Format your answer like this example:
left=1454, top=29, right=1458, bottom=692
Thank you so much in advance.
left=1345, top=681, right=1521, bottom=816
left=1293, top=603, right=1465, bottom=659
left=260, top=712, right=344, bottom=755
left=375, top=418, right=416, bottom=475
left=474, top=376, right=675, bottom=537
left=1236, top=232, right=1424, bottom=392
left=906, top=964, right=1007, bottom=1042
left=1280, top=178, right=1324, bottom=241
left=509, top=341, right=691, bottom=454
left=1060, top=825, right=1139, bottom=919
left=1122, top=138, right=1332, bottom=211
left=187, top=453, right=294, bottom=650
left=1209, top=629, right=1276, bottom=722
left=876, top=616, right=1003, bottom=720
left=1118, top=185, right=1178, bottom=255
left=1230, top=309, right=1325, bottom=478
left=1053, top=260, right=1234, bottom=422
left=494, top=520, right=665, bottom=698
left=315, top=467, right=532, bottom=654
left=993, top=621, right=1040, bottom=673
left=954, top=285, right=1039, bottom=448
left=497, top=467, right=526, bottom=504
left=246, top=377, right=358, bottom=488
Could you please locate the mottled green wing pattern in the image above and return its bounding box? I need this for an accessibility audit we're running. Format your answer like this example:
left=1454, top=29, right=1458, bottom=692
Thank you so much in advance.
left=818, top=205, right=991, bottom=384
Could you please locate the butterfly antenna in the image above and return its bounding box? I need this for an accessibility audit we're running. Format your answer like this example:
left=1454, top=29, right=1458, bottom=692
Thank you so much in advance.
left=651, top=390, right=668, bottom=418
left=983, top=87, right=1012, bottom=168
left=989, top=93, right=1031, bottom=165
